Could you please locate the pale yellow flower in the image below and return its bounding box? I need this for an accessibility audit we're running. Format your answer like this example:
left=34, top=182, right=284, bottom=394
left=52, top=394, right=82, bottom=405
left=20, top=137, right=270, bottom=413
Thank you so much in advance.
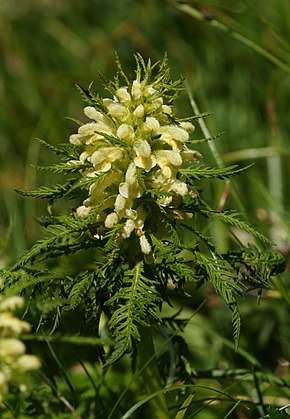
left=139, top=234, right=151, bottom=254
left=133, top=139, right=156, bottom=171
left=89, top=147, right=123, bottom=172
left=0, top=288, right=40, bottom=402
left=0, top=295, right=23, bottom=312
left=0, top=338, right=25, bottom=358
left=0, top=313, right=31, bottom=335
left=16, top=354, right=41, bottom=371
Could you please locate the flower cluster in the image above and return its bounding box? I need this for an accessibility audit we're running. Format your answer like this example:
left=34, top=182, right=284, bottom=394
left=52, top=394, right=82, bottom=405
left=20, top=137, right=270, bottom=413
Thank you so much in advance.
left=0, top=288, right=40, bottom=401
left=70, top=57, right=201, bottom=254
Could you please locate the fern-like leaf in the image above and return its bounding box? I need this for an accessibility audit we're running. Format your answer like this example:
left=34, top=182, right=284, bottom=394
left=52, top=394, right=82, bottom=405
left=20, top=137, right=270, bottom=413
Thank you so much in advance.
left=193, top=252, right=243, bottom=349
left=74, top=82, right=105, bottom=112
left=231, top=304, right=241, bottom=351
left=15, top=180, right=77, bottom=201
left=179, top=164, right=252, bottom=181
left=12, top=218, right=100, bottom=269
left=201, top=209, right=272, bottom=244
left=194, top=252, right=243, bottom=304
left=105, top=262, right=161, bottom=365
left=66, top=276, right=92, bottom=311
left=187, top=131, right=224, bottom=145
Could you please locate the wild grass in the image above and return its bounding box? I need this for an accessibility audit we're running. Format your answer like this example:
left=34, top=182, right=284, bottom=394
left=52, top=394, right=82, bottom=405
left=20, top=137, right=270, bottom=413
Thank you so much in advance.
left=0, top=0, right=290, bottom=417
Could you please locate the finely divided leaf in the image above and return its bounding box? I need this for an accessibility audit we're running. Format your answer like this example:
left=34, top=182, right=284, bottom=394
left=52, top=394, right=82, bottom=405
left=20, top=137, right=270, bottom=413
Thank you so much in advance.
left=179, top=164, right=252, bottom=181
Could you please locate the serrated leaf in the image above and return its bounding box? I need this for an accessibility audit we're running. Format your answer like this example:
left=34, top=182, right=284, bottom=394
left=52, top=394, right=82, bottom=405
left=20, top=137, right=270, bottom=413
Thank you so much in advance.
left=201, top=209, right=272, bottom=244
left=187, top=131, right=225, bottom=145
left=231, top=304, right=241, bottom=351
left=105, top=262, right=161, bottom=365
left=179, top=164, right=252, bottom=181
left=67, top=276, right=91, bottom=311
left=74, top=82, right=106, bottom=112
left=15, top=180, right=77, bottom=200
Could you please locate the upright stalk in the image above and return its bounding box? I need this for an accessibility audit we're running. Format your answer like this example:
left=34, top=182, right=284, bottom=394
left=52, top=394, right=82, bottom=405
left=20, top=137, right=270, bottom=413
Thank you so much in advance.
left=138, top=326, right=169, bottom=419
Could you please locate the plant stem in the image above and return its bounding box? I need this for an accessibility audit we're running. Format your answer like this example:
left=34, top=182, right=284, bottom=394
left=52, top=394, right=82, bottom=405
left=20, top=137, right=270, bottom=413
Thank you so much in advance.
left=171, top=1, right=290, bottom=74
left=138, top=326, right=169, bottom=419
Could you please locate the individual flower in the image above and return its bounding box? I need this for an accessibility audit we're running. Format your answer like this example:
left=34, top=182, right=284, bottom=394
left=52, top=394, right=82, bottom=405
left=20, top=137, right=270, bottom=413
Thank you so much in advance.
left=0, top=285, right=40, bottom=402
left=69, top=55, right=201, bottom=254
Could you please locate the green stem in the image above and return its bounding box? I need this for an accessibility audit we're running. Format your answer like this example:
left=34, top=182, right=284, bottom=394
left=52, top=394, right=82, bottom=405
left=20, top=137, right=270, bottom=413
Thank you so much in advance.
left=138, top=326, right=169, bottom=419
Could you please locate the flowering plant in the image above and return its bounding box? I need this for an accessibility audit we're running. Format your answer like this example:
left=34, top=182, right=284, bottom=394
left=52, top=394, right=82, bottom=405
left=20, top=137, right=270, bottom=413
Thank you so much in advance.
left=0, top=285, right=40, bottom=402
left=3, top=54, right=284, bottom=384
left=69, top=56, right=201, bottom=257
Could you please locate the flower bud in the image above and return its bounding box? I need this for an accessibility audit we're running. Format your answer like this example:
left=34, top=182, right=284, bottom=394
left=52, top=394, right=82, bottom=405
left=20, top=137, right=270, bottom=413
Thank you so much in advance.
left=139, top=235, right=151, bottom=254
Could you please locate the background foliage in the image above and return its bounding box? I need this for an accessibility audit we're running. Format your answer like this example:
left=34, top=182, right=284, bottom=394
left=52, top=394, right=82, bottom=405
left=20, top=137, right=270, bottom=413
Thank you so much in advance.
left=0, top=0, right=290, bottom=417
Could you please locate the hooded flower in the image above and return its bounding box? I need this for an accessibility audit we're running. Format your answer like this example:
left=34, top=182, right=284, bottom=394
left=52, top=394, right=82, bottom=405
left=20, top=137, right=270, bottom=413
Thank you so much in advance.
left=69, top=55, right=201, bottom=254
left=0, top=285, right=40, bottom=402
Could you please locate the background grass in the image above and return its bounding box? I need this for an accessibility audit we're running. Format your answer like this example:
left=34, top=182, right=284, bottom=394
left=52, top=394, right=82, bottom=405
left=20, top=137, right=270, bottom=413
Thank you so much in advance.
left=0, top=0, right=290, bottom=417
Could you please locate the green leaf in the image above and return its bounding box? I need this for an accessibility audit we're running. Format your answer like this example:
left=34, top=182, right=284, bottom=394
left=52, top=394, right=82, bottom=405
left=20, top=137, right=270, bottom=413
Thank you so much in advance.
left=231, top=304, right=241, bottom=351
left=179, top=164, right=252, bottom=181
left=187, top=131, right=225, bottom=145
left=225, top=245, right=286, bottom=287
left=15, top=180, right=77, bottom=200
left=201, top=209, right=272, bottom=244
left=106, top=262, right=161, bottom=365
left=12, top=217, right=99, bottom=268
left=67, top=276, right=92, bottom=311
left=32, top=161, right=89, bottom=174
left=74, top=82, right=105, bottom=112
left=174, top=393, right=195, bottom=419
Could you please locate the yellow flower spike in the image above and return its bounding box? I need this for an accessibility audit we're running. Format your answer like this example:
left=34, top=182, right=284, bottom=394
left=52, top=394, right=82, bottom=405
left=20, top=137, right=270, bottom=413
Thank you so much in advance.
left=0, top=285, right=40, bottom=402
left=0, top=338, right=26, bottom=358
left=71, top=55, right=201, bottom=254
left=0, top=295, right=23, bottom=312
left=0, top=313, right=31, bottom=335
left=16, top=354, right=41, bottom=372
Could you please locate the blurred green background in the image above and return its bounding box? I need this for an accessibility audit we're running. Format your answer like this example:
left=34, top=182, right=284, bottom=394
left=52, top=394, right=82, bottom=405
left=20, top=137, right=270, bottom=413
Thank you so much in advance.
left=1, top=0, right=290, bottom=263
left=1, top=0, right=290, bottom=416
